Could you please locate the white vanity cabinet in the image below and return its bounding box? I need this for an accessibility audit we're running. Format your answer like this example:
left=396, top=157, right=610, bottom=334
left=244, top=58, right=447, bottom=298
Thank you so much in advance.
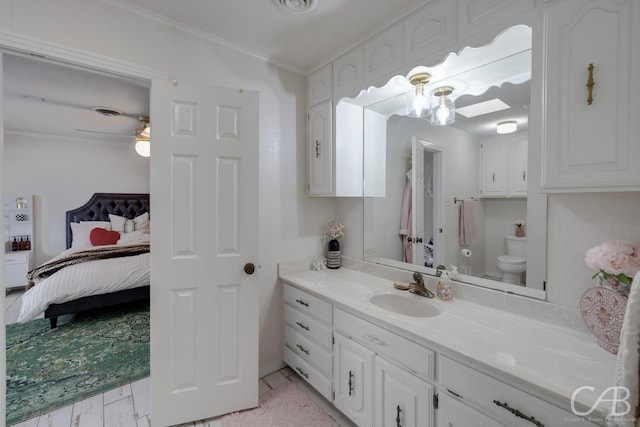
left=438, top=393, right=503, bottom=427
left=438, top=356, right=602, bottom=427
left=334, top=307, right=435, bottom=427
left=480, top=136, right=528, bottom=198
left=542, top=0, right=640, bottom=190
left=283, top=284, right=333, bottom=400
left=333, top=332, right=374, bottom=426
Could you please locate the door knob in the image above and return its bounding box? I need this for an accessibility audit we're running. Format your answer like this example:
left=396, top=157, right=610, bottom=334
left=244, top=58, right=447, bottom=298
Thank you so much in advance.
left=244, top=263, right=256, bottom=275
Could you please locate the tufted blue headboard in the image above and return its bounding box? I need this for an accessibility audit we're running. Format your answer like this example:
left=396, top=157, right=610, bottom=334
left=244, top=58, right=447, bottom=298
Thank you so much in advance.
left=65, top=193, right=150, bottom=249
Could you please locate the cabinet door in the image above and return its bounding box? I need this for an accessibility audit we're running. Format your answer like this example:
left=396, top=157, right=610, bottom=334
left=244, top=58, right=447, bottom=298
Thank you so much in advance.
left=480, top=141, right=507, bottom=197
left=333, top=333, right=374, bottom=427
left=437, top=393, right=502, bottom=427
left=308, top=101, right=333, bottom=196
left=5, top=252, right=28, bottom=288
left=543, top=0, right=640, bottom=189
left=308, top=64, right=332, bottom=106
left=509, top=137, right=528, bottom=196
left=374, top=357, right=433, bottom=427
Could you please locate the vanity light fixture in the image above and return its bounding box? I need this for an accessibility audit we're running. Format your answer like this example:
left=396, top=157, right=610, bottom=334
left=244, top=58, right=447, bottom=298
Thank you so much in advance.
left=496, top=120, right=518, bottom=134
left=431, top=86, right=455, bottom=126
left=407, top=73, right=431, bottom=118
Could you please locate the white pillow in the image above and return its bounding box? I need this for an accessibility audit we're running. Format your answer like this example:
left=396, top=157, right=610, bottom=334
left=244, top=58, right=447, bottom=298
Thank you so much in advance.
left=117, top=230, right=151, bottom=245
left=109, top=212, right=150, bottom=234
left=70, top=221, right=111, bottom=249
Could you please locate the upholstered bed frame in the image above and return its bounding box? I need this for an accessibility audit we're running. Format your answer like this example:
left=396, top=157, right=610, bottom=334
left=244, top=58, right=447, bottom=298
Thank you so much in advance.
left=44, top=193, right=151, bottom=328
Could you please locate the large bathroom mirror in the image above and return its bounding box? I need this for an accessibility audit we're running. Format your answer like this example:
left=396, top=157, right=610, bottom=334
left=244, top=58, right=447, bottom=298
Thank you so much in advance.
left=341, top=25, right=546, bottom=299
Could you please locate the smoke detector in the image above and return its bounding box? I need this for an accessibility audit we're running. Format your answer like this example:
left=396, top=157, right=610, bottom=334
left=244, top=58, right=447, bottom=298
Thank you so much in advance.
left=273, top=0, right=317, bottom=14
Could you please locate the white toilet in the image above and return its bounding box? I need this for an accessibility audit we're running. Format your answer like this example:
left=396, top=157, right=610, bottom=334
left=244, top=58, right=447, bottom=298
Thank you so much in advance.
left=496, top=235, right=526, bottom=285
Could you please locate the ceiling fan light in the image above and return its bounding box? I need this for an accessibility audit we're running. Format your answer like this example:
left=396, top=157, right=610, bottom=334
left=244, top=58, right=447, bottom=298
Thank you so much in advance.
left=135, top=139, right=150, bottom=157
left=496, top=120, right=517, bottom=134
left=140, top=125, right=151, bottom=139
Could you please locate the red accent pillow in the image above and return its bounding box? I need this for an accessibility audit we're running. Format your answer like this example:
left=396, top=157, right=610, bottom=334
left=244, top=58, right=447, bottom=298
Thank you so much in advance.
left=89, top=228, right=121, bottom=246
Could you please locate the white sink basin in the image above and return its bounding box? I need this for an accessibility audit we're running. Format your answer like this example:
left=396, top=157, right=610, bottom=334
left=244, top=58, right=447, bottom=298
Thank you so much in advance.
left=369, top=292, right=441, bottom=318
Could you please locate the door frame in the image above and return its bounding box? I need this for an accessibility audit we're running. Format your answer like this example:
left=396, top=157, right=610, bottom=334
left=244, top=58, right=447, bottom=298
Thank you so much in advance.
left=0, top=28, right=168, bottom=422
left=417, top=138, right=445, bottom=269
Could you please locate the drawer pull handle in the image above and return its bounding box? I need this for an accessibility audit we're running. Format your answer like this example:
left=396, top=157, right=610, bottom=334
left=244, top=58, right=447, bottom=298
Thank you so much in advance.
left=493, top=400, right=544, bottom=427
left=363, top=334, right=387, bottom=346
left=396, top=405, right=402, bottom=427
left=348, top=370, right=354, bottom=396
left=295, top=299, right=309, bottom=307
left=296, top=344, right=309, bottom=355
left=296, top=321, right=309, bottom=331
left=295, top=366, right=309, bottom=379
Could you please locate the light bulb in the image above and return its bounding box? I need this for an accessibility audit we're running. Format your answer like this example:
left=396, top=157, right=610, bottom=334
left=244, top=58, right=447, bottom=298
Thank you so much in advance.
left=412, top=91, right=428, bottom=117
left=135, top=139, right=150, bottom=157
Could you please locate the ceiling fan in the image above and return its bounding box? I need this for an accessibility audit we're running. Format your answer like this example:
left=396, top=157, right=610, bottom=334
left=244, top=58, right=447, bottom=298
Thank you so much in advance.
left=76, top=110, right=151, bottom=156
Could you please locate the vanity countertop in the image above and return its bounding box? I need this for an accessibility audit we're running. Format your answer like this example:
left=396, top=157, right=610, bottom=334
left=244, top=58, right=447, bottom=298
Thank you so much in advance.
left=280, top=267, right=617, bottom=420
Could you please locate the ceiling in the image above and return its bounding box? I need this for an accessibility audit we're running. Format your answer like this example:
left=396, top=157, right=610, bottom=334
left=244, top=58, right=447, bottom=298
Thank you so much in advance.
left=2, top=0, right=529, bottom=145
left=2, top=0, right=423, bottom=145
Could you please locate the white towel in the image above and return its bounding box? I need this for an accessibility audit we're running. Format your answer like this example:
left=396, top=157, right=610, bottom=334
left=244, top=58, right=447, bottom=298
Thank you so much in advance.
left=608, top=273, right=640, bottom=426
left=458, top=199, right=477, bottom=246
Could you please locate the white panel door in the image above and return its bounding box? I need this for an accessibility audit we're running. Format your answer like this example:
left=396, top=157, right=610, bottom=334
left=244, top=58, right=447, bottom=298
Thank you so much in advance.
left=150, top=80, right=259, bottom=426
left=411, top=138, right=425, bottom=266
left=0, top=53, right=6, bottom=424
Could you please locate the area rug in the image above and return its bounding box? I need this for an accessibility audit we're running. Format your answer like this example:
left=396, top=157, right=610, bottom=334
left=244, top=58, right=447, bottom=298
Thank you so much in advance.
left=221, top=380, right=339, bottom=427
left=6, top=303, right=149, bottom=426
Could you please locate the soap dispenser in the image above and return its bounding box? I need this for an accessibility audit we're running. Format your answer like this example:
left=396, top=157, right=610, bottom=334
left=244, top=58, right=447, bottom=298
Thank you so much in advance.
left=436, top=271, right=453, bottom=300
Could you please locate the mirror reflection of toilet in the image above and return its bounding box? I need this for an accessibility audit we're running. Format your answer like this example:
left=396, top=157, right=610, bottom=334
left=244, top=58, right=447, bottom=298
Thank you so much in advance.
left=496, top=235, right=526, bottom=285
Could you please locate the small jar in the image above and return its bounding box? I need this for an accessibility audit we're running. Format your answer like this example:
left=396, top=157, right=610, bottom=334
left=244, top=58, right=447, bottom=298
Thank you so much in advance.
left=436, top=272, right=453, bottom=300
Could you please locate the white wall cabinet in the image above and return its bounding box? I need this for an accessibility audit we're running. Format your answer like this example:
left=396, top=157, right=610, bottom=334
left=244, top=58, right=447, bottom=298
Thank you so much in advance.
left=4, top=194, right=34, bottom=289
left=480, top=136, right=527, bottom=198
left=308, top=64, right=332, bottom=107
left=542, top=0, right=640, bottom=190
left=307, top=101, right=333, bottom=196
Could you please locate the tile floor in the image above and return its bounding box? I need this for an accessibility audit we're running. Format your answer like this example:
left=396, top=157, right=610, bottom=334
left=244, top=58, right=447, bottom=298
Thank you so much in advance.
left=5, top=289, right=355, bottom=427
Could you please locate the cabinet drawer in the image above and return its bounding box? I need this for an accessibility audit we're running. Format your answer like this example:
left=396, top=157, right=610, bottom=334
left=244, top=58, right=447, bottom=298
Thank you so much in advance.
left=334, top=308, right=434, bottom=381
left=439, top=356, right=601, bottom=427
left=5, top=252, right=27, bottom=265
left=284, top=284, right=332, bottom=325
left=285, top=325, right=332, bottom=376
left=284, top=346, right=332, bottom=401
left=284, top=305, right=332, bottom=349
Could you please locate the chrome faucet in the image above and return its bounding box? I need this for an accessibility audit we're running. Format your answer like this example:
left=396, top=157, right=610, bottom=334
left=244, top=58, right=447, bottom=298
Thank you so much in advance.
left=409, top=271, right=435, bottom=298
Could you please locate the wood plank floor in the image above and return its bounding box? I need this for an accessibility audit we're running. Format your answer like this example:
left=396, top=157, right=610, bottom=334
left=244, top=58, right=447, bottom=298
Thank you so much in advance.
left=5, top=289, right=355, bottom=427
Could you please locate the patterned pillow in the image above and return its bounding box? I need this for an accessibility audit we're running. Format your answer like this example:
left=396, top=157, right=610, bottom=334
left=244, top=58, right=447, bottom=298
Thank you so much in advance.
left=109, top=212, right=150, bottom=234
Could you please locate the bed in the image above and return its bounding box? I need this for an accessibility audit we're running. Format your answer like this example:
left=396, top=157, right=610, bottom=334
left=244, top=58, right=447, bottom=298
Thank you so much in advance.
left=18, top=193, right=151, bottom=328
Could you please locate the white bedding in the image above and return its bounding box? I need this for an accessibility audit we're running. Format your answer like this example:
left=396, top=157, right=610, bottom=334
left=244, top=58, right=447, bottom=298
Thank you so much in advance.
left=18, top=245, right=150, bottom=323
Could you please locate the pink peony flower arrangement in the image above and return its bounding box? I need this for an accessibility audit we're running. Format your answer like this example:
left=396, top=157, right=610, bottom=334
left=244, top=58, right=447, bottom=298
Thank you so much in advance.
left=585, top=240, right=640, bottom=286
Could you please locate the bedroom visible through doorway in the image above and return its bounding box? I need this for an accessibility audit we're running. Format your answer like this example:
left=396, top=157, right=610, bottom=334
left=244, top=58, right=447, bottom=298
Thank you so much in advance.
left=2, top=52, right=152, bottom=425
